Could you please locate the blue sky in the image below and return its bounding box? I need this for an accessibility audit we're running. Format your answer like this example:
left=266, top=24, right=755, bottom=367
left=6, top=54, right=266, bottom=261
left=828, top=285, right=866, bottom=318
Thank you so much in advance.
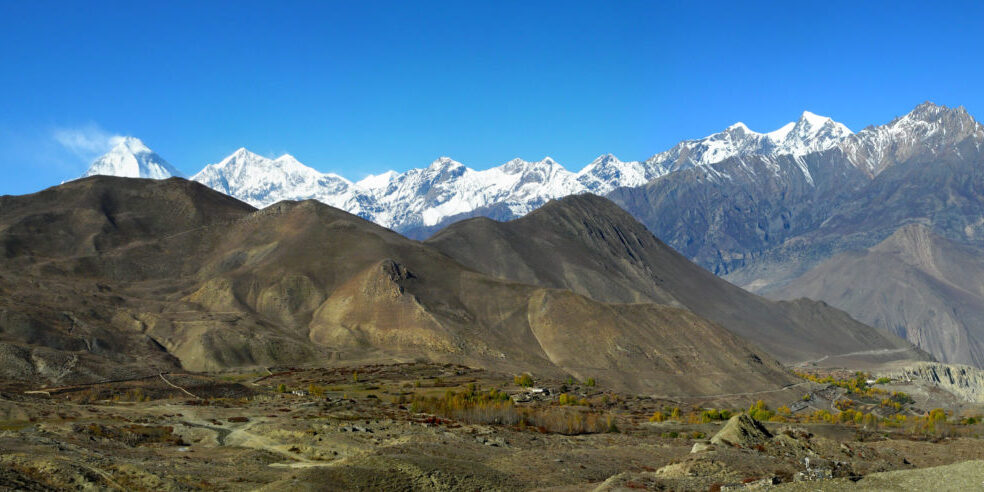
left=1, top=1, right=982, bottom=195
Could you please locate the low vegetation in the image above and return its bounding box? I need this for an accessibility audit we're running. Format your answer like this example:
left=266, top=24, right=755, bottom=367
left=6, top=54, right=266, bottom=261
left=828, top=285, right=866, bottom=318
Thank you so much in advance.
left=409, top=384, right=616, bottom=435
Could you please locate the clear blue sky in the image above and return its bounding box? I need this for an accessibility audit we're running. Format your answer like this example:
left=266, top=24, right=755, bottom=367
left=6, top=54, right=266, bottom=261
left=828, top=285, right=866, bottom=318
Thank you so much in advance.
left=1, top=1, right=982, bottom=194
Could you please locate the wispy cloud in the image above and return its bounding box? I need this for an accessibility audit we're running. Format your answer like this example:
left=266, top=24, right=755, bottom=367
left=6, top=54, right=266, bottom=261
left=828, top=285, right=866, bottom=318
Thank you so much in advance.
left=52, top=123, right=124, bottom=161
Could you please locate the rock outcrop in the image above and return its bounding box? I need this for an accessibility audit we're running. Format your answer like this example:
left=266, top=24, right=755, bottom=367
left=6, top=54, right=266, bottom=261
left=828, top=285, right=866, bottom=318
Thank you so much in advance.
left=884, top=362, right=984, bottom=403
left=709, top=414, right=773, bottom=448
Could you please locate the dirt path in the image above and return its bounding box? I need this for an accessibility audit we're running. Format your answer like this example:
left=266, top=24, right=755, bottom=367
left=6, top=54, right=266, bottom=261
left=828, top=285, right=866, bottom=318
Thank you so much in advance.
left=648, top=381, right=811, bottom=401
left=793, top=348, right=916, bottom=368
left=158, top=373, right=200, bottom=399
left=223, top=419, right=336, bottom=468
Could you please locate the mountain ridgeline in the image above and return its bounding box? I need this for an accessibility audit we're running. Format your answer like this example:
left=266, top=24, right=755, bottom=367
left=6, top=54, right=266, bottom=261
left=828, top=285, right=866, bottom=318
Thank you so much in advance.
left=72, top=102, right=984, bottom=369
left=84, top=110, right=853, bottom=236
left=426, top=194, right=923, bottom=365
left=1, top=177, right=813, bottom=395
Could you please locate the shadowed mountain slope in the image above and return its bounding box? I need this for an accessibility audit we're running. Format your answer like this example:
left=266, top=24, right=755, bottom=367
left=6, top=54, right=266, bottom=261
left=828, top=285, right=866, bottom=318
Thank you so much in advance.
left=426, top=194, right=926, bottom=365
left=775, top=224, right=984, bottom=367
left=0, top=176, right=793, bottom=395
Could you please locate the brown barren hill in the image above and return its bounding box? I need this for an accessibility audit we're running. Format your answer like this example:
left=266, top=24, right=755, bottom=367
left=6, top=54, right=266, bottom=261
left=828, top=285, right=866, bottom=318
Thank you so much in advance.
left=426, top=193, right=927, bottom=365
left=0, top=176, right=792, bottom=395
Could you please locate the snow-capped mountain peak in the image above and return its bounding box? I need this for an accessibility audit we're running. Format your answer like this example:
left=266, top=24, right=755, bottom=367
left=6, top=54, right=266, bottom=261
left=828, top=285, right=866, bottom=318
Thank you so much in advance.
left=183, top=107, right=866, bottom=234
left=356, top=170, right=399, bottom=191
left=83, top=136, right=181, bottom=179
left=428, top=156, right=464, bottom=170
left=644, top=111, right=853, bottom=176
left=726, top=122, right=753, bottom=133
left=841, top=102, right=984, bottom=175
left=191, top=148, right=354, bottom=209
left=799, top=110, right=832, bottom=128
left=576, top=153, right=651, bottom=194
left=114, top=135, right=152, bottom=154
left=765, top=111, right=853, bottom=156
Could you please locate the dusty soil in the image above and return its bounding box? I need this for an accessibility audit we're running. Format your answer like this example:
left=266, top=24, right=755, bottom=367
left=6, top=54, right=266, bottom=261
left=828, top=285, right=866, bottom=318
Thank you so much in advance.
left=1, top=362, right=982, bottom=491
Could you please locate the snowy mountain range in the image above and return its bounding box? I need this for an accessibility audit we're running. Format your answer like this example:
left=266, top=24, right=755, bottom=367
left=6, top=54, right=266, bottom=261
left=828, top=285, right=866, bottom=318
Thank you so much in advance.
left=81, top=110, right=855, bottom=234
left=607, top=101, right=984, bottom=283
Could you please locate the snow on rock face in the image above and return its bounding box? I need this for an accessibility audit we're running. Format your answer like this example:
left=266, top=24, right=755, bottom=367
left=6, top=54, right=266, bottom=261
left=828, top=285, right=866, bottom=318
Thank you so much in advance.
left=576, top=154, right=655, bottom=194
left=643, top=111, right=853, bottom=176
left=119, top=109, right=857, bottom=234
left=840, top=102, right=984, bottom=175
left=190, top=148, right=359, bottom=211
left=83, top=137, right=182, bottom=179
left=366, top=156, right=586, bottom=228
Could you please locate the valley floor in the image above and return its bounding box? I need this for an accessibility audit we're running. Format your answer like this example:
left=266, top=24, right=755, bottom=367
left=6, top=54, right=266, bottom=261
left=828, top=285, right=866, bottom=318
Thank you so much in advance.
left=1, top=362, right=983, bottom=491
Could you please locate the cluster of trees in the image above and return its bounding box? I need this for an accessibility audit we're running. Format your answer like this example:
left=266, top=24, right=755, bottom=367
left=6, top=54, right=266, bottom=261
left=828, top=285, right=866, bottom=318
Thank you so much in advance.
left=409, top=383, right=616, bottom=434
left=514, top=373, right=595, bottom=388
left=649, top=406, right=740, bottom=424
left=645, top=399, right=979, bottom=437
left=793, top=370, right=890, bottom=399
left=557, top=393, right=590, bottom=406
left=513, top=373, right=534, bottom=387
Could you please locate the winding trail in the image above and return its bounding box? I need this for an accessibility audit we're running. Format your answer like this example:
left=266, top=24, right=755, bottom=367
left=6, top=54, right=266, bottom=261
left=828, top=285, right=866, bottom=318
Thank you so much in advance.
left=793, top=348, right=916, bottom=368
left=648, top=381, right=811, bottom=402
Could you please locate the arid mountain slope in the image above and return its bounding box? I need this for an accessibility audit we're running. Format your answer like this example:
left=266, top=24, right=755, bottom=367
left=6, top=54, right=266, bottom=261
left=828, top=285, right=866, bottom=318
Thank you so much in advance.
left=776, top=224, right=984, bottom=367
left=0, top=176, right=793, bottom=395
left=427, top=194, right=925, bottom=365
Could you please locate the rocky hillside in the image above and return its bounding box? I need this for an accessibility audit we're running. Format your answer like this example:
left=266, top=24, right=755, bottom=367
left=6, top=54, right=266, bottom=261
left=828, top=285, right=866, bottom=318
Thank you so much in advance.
left=0, top=176, right=796, bottom=395
left=775, top=224, right=984, bottom=366
left=427, top=194, right=926, bottom=365
left=883, top=362, right=984, bottom=403
left=610, top=102, right=984, bottom=288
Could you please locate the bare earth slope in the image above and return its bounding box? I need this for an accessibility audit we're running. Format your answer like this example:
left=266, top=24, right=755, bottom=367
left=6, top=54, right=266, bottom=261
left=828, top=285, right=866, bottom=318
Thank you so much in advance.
left=0, top=176, right=793, bottom=395
left=427, top=194, right=926, bottom=365
left=776, top=224, right=984, bottom=367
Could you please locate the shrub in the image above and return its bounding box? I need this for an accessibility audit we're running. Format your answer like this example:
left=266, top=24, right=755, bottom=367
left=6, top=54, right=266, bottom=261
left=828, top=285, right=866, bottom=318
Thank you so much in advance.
left=606, top=415, right=619, bottom=433
left=514, top=373, right=534, bottom=387
left=308, top=383, right=325, bottom=397
left=409, top=385, right=612, bottom=434
left=748, top=401, right=774, bottom=421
